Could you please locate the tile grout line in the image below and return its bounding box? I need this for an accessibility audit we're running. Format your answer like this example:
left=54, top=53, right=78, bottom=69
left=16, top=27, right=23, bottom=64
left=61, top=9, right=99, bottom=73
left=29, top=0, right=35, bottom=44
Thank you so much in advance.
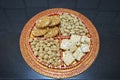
left=75, top=0, right=78, bottom=9
left=97, top=0, right=102, bottom=10
left=2, top=8, right=13, bottom=30
left=48, top=0, right=50, bottom=9
left=93, top=0, right=102, bottom=23
left=112, top=12, right=120, bottom=23
left=22, top=0, right=29, bottom=20
left=2, top=8, right=120, bottom=12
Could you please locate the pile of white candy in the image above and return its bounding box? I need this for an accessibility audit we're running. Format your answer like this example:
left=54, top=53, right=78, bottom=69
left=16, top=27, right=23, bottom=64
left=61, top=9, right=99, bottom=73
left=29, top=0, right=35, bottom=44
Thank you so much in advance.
left=60, top=35, right=91, bottom=66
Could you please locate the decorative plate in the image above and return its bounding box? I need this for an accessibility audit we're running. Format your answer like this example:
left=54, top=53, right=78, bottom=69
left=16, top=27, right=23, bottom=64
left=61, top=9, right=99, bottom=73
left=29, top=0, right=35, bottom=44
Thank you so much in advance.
left=20, top=8, right=99, bottom=78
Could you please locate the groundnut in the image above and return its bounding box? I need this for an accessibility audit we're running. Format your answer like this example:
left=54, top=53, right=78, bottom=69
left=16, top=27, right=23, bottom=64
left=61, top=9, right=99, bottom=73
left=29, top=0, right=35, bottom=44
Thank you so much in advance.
left=80, top=33, right=86, bottom=36
left=30, top=41, right=36, bottom=45
left=63, top=33, right=69, bottom=36
left=67, top=26, right=72, bottom=29
left=32, top=48, right=37, bottom=52
left=36, top=43, right=40, bottom=47
left=46, top=47, right=50, bottom=51
left=84, top=28, right=88, bottom=33
left=38, top=56, right=42, bottom=61
left=49, top=59, right=53, bottom=63
left=31, top=45, right=35, bottom=49
left=47, top=43, right=51, bottom=47
left=36, top=47, right=39, bottom=51
left=47, top=60, right=51, bottom=64
left=43, top=59, right=47, bottom=62
left=52, top=45, right=57, bottom=48
left=58, top=60, right=61, bottom=64
left=48, top=50, right=52, bottom=54
left=39, top=53, right=44, bottom=57
left=50, top=42, right=54, bottom=45
left=49, top=54, right=53, bottom=59
left=44, top=54, right=48, bottom=59
left=64, top=29, right=69, bottom=33
left=34, top=51, right=38, bottom=56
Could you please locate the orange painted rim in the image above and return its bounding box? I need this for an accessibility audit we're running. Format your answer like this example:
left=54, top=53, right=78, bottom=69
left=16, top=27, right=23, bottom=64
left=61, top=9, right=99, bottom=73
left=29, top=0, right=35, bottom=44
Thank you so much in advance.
left=20, top=8, right=100, bottom=78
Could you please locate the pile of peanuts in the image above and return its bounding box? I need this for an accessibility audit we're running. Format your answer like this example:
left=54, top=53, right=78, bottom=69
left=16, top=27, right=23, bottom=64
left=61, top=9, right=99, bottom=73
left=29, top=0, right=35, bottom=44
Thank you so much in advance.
left=29, top=38, right=61, bottom=67
left=60, top=13, right=88, bottom=36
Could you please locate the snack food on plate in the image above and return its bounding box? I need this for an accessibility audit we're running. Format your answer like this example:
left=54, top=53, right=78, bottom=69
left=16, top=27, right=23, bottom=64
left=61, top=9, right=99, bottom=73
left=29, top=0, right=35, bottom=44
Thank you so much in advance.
left=44, top=26, right=59, bottom=38
left=35, top=16, right=51, bottom=29
left=60, top=13, right=88, bottom=36
left=49, top=15, right=60, bottom=27
left=20, top=8, right=100, bottom=78
left=32, top=27, right=48, bottom=36
left=30, top=13, right=91, bottom=68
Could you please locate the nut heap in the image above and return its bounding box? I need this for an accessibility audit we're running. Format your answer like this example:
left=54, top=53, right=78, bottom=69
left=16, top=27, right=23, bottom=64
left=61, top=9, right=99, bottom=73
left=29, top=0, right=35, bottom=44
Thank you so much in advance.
left=32, top=15, right=60, bottom=38
left=60, top=13, right=88, bottom=36
left=29, top=38, right=61, bottom=67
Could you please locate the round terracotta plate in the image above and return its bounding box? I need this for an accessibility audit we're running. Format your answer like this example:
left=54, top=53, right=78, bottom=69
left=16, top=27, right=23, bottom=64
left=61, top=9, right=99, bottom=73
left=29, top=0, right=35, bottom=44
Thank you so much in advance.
left=20, top=8, right=99, bottom=78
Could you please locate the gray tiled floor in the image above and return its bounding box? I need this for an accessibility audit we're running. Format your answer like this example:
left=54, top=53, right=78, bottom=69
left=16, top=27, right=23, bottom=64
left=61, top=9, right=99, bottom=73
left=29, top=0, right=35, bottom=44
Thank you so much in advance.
left=0, top=0, right=120, bottom=79
left=0, top=10, right=9, bottom=24
left=49, top=0, right=76, bottom=8
left=95, top=11, right=117, bottom=24
left=99, top=0, right=120, bottom=11
left=25, top=0, right=48, bottom=8
left=75, top=9, right=98, bottom=22
left=0, top=0, right=25, bottom=8
left=76, top=0, right=99, bottom=9
left=114, top=12, right=120, bottom=24
left=26, top=8, right=48, bottom=19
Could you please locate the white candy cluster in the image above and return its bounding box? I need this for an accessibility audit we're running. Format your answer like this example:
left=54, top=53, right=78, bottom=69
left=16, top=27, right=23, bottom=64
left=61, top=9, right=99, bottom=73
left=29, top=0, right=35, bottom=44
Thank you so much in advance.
left=60, top=35, right=91, bottom=66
